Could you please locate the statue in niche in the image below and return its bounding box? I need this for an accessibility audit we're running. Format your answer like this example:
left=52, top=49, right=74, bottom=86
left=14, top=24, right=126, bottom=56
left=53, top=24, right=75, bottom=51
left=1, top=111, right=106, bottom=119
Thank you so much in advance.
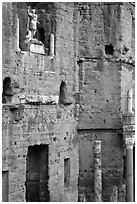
left=26, top=6, right=38, bottom=41
left=24, top=6, right=45, bottom=54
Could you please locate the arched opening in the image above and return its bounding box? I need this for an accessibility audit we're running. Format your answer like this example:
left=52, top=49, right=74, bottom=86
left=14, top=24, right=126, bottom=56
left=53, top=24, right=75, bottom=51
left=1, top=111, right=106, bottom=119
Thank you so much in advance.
left=2, top=77, right=13, bottom=103
left=59, top=81, right=67, bottom=105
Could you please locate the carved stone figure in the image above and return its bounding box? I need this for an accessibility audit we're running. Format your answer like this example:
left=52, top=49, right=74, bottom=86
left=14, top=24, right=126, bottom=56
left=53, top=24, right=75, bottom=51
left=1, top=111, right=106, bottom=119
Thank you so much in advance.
left=27, top=6, right=38, bottom=40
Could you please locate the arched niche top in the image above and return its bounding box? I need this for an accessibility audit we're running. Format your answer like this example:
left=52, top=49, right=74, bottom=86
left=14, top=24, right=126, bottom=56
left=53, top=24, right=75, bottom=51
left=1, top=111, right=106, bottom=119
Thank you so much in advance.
left=2, top=77, right=13, bottom=103
left=59, top=81, right=67, bottom=105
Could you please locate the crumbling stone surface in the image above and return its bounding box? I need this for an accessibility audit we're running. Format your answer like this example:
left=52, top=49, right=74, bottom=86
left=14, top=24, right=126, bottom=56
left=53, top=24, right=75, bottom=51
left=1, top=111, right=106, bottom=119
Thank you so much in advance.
left=2, top=2, right=78, bottom=202
left=77, top=2, right=135, bottom=130
left=2, top=103, right=79, bottom=201
left=2, top=1, right=135, bottom=202
left=78, top=60, right=122, bottom=129
left=78, top=130, right=124, bottom=201
left=77, top=2, right=134, bottom=202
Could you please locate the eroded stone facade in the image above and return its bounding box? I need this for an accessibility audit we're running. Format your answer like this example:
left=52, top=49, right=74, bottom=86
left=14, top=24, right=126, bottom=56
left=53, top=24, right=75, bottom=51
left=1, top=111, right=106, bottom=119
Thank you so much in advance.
left=2, top=2, right=79, bottom=202
left=2, top=2, right=135, bottom=202
left=77, top=2, right=135, bottom=202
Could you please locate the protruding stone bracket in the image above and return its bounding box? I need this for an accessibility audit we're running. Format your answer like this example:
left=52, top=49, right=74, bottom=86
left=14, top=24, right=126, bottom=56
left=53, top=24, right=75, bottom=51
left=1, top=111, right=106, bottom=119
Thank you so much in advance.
left=2, top=104, right=25, bottom=122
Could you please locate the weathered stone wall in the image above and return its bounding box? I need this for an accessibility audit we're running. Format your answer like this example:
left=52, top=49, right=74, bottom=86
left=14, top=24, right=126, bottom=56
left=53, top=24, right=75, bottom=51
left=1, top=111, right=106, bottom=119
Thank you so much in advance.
left=2, top=2, right=135, bottom=202
left=121, top=63, right=135, bottom=113
left=2, top=3, right=18, bottom=72
left=78, top=3, right=122, bottom=57
left=119, top=2, right=135, bottom=114
left=2, top=104, right=79, bottom=201
left=78, top=130, right=124, bottom=201
left=77, top=2, right=135, bottom=129
left=78, top=60, right=122, bottom=129
left=77, top=2, right=135, bottom=202
left=55, top=3, right=76, bottom=97
left=2, top=2, right=79, bottom=202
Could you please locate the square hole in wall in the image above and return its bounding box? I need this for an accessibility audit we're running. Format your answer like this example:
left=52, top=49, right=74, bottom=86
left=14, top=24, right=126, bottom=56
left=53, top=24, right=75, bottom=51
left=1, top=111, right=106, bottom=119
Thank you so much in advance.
left=105, top=44, right=114, bottom=55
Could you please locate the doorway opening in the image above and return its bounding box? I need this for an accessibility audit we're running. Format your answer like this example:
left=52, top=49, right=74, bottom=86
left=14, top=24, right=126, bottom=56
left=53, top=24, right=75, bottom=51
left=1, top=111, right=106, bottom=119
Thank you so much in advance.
left=2, top=171, right=9, bottom=202
left=26, top=145, right=49, bottom=202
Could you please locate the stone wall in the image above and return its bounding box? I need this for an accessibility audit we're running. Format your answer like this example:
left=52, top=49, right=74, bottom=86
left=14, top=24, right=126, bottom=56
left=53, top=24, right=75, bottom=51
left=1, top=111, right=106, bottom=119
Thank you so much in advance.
left=78, top=60, right=122, bottom=129
left=2, top=2, right=79, bottom=202
left=2, top=104, right=79, bottom=201
left=78, top=130, right=124, bottom=201
left=2, top=2, right=135, bottom=202
left=77, top=2, right=135, bottom=202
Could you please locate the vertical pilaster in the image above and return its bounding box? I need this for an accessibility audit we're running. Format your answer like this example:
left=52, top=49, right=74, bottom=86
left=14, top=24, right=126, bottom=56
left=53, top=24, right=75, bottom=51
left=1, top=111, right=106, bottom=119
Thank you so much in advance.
left=125, top=138, right=134, bottom=202
left=127, top=89, right=133, bottom=113
left=122, top=112, right=135, bottom=202
left=16, top=15, right=20, bottom=51
left=50, top=34, right=54, bottom=56
left=94, top=140, right=102, bottom=202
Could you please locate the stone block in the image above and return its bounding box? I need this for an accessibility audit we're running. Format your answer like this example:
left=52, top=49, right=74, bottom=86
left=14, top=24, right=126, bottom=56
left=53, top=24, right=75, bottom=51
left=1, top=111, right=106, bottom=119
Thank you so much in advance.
left=30, top=42, right=45, bottom=54
left=122, top=113, right=135, bottom=125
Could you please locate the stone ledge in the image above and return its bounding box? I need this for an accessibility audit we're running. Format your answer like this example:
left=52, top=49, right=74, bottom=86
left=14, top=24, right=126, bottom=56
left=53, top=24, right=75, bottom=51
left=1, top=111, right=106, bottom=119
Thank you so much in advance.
left=19, top=94, right=59, bottom=105
left=2, top=94, right=74, bottom=107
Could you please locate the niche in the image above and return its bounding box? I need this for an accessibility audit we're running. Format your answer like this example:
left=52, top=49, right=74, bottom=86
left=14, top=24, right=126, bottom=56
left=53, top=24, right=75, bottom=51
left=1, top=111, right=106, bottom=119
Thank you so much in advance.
left=59, top=81, right=67, bottom=105
left=2, top=77, right=13, bottom=103
left=17, top=2, right=56, bottom=55
left=105, top=44, right=114, bottom=55
left=64, top=158, right=70, bottom=187
left=36, top=27, right=45, bottom=45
